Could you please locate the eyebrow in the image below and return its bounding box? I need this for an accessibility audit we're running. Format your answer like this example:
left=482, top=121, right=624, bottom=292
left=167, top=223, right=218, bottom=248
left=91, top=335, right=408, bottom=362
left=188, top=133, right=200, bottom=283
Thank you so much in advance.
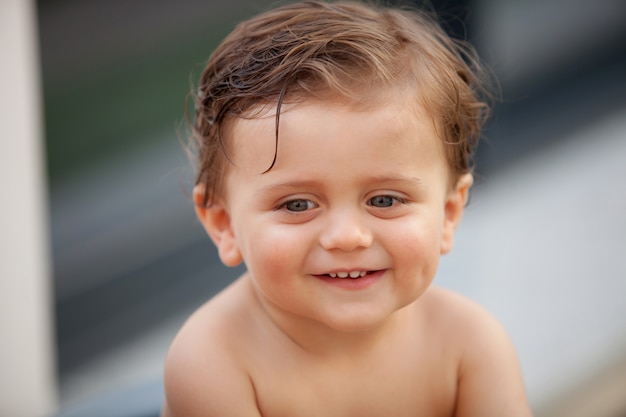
left=256, top=180, right=320, bottom=195
left=363, top=175, right=424, bottom=185
left=257, top=175, right=423, bottom=194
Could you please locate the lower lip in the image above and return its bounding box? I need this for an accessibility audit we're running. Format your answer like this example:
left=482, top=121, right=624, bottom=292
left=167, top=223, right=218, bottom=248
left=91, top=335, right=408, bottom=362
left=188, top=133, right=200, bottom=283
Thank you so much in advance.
left=313, top=270, right=385, bottom=290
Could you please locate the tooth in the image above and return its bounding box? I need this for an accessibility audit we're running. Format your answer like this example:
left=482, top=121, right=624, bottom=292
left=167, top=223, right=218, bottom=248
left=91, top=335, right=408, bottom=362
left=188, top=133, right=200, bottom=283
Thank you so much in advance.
left=360, top=271, right=366, bottom=277
left=337, top=272, right=348, bottom=278
left=329, top=273, right=337, bottom=278
left=349, top=271, right=361, bottom=278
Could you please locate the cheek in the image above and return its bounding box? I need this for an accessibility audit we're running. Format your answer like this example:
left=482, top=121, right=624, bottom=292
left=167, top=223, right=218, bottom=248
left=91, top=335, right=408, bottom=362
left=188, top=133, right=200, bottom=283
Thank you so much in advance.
left=242, top=224, right=309, bottom=278
left=391, top=218, right=442, bottom=275
left=241, top=226, right=314, bottom=307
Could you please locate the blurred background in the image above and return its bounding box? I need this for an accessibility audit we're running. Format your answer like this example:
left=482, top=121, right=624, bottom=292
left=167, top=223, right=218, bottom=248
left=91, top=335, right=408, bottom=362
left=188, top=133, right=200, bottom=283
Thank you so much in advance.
left=1, top=0, right=625, bottom=416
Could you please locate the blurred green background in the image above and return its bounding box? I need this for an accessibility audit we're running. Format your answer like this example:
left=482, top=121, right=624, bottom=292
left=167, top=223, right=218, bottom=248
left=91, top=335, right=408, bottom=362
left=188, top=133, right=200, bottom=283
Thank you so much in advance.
left=40, top=1, right=269, bottom=184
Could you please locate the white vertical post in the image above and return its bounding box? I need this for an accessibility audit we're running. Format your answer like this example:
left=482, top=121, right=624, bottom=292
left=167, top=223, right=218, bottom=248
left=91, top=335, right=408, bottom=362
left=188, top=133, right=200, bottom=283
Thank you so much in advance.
left=0, top=0, right=58, bottom=416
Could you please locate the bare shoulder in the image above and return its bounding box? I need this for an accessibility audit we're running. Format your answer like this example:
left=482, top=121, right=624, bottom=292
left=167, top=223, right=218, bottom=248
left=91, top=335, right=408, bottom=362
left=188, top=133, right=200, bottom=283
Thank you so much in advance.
left=420, top=286, right=503, bottom=333
left=162, top=277, right=261, bottom=417
left=420, top=287, right=534, bottom=416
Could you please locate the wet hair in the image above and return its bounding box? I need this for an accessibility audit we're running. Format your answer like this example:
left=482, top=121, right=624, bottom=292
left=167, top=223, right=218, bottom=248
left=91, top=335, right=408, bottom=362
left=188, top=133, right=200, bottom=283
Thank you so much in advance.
left=192, top=0, right=492, bottom=205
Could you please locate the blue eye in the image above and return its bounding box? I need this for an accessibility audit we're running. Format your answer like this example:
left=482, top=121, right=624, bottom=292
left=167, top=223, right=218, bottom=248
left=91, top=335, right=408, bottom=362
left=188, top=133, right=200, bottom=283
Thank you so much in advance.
left=368, top=195, right=396, bottom=208
left=283, top=199, right=315, bottom=212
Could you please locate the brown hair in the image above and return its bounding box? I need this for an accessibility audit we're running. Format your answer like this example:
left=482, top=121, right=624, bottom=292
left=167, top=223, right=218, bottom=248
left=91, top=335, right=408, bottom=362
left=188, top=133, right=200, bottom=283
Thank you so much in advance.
left=192, top=0, right=492, bottom=205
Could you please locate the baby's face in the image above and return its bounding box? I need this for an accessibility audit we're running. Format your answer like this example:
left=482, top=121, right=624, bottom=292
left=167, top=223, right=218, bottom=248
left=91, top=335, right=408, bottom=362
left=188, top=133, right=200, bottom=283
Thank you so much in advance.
left=216, top=97, right=462, bottom=331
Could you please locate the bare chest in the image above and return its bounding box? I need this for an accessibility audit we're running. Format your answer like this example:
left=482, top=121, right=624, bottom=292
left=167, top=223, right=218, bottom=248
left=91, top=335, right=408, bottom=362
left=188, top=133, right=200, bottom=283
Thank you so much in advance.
left=249, top=349, right=458, bottom=417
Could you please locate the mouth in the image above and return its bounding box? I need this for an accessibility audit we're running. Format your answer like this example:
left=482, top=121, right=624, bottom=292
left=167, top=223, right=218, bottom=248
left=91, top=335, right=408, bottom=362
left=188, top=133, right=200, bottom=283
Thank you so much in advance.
left=314, top=269, right=384, bottom=289
left=325, top=271, right=369, bottom=279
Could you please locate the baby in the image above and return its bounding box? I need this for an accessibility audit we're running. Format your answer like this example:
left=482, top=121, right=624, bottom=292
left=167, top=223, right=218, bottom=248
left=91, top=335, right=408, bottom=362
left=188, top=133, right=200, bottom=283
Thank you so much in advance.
left=162, top=1, right=533, bottom=416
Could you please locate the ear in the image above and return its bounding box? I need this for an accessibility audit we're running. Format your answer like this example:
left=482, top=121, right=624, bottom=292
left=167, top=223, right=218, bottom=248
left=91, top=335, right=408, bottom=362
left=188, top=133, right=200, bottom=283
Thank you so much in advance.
left=440, top=173, right=473, bottom=255
left=193, top=185, right=242, bottom=266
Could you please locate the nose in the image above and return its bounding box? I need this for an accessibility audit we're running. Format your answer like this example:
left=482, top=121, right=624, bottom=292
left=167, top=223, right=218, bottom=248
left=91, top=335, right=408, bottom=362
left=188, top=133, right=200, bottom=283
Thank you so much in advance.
left=318, top=208, right=373, bottom=252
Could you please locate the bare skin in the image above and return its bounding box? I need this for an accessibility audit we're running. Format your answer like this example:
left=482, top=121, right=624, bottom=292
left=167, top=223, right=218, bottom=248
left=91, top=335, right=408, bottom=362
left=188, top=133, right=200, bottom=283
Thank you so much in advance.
left=163, top=278, right=531, bottom=417
left=162, top=98, right=533, bottom=416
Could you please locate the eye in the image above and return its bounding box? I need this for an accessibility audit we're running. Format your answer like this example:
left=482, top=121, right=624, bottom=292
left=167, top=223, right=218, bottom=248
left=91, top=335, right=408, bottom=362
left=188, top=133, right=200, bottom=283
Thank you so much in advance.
left=282, top=199, right=316, bottom=212
left=368, top=195, right=398, bottom=208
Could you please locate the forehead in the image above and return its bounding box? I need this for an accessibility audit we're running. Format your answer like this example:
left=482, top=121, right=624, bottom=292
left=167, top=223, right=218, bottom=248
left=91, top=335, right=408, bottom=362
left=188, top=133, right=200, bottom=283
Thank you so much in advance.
left=225, top=95, right=447, bottom=180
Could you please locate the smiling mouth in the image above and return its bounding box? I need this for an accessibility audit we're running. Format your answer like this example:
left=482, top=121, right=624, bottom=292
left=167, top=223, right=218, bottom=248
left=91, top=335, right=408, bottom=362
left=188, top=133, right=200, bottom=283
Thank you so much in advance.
left=327, top=271, right=368, bottom=279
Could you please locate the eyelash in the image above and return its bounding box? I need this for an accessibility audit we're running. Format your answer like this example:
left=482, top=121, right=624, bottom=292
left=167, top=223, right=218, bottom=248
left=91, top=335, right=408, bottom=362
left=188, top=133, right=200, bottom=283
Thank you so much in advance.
left=367, top=195, right=404, bottom=208
left=277, top=194, right=407, bottom=213
left=278, top=198, right=317, bottom=212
